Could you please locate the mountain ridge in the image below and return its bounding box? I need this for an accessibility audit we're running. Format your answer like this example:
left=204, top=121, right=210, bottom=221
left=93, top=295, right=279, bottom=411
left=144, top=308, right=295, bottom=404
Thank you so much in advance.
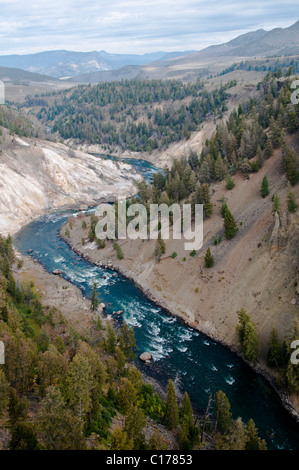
left=0, top=49, right=195, bottom=79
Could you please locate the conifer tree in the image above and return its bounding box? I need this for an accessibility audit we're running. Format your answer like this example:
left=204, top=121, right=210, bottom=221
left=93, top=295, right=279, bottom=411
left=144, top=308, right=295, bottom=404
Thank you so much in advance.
left=197, top=183, right=213, bottom=218
left=204, top=247, right=214, bottom=268
left=264, top=139, right=273, bottom=159
left=267, top=328, right=282, bottom=368
left=215, top=417, right=246, bottom=450
left=282, top=144, right=299, bottom=186
left=236, top=309, right=259, bottom=362
left=256, top=145, right=264, bottom=169
left=245, top=419, right=267, bottom=450
left=91, top=282, right=99, bottom=311
left=224, top=208, right=238, bottom=240
left=272, top=194, right=280, bottom=215
left=119, top=321, right=136, bottom=360
left=124, top=405, right=146, bottom=450
left=9, top=423, right=40, bottom=450
left=178, top=392, right=199, bottom=450
left=0, top=369, right=9, bottom=416
left=287, top=183, right=298, bottom=213
left=261, top=175, right=270, bottom=198
left=225, top=174, right=235, bottom=190
left=180, top=392, right=193, bottom=424
left=105, top=320, right=118, bottom=354
left=165, top=379, right=179, bottom=430
left=215, top=390, right=232, bottom=434
left=110, top=427, right=134, bottom=450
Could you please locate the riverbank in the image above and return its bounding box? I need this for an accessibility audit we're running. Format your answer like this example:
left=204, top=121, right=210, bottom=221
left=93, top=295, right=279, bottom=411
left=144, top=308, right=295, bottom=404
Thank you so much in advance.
left=12, top=249, right=101, bottom=333
left=59, top=217, right=299, bottom=424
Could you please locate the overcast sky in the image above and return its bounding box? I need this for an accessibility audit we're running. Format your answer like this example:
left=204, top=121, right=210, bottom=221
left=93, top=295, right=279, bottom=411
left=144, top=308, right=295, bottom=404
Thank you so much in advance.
left=0, top=0, right=298, bottom=55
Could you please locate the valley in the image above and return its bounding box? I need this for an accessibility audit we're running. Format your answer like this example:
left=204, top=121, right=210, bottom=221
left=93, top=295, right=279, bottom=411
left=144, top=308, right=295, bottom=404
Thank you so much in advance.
left=0, top=15, right=299, bottom=452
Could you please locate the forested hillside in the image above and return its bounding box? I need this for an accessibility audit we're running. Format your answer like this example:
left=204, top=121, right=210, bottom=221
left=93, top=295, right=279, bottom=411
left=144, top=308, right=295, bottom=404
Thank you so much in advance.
left=21, top=79, right=236, bottom=152
left=133, top=68, right=299, bottom=210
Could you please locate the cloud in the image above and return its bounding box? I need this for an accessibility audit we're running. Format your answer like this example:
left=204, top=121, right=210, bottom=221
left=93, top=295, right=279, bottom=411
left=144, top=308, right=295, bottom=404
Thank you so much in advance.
left=0, top=0, right=298, bottom=55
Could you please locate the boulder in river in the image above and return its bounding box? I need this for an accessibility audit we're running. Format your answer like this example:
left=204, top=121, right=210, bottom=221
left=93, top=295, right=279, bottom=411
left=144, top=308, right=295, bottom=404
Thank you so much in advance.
left=100, top=303, right=106, bottom=309
left=53, top=269, right=63, bottom=275
left=139, top=352, right=152, bottom=363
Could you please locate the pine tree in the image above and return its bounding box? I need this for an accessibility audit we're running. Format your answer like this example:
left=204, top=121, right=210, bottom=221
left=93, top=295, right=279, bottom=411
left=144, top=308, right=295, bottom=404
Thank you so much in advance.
left=9, top=423, right=40, bottom=450
left=0, top=369, right=9, bottom=415
left=105, top=320, right=118, bottom=354
left=267, top=328, right=282, bottom=368
left=243, top=322, right=260, bottom=362
left=204, top=247, right=214, bottom=268
left=119, top=321, right=136, bottom=360
left=180, top=392, right=193, bottom=424
left=287, top=183, right=298, bottom=213
left=178, top=392, right=199, bottom=450
left=215, top=390, right=232, bottom=434
left=197, top=183, right=213, bottom=218
left=264, top=139, right=273, bottom=159
left=38, top=385, right=86, bottom=450
left=282, top=144, right=299, bottom=186
left=224, top=208, right=238, bottom=240
left=245, top=419, right=267, bottom=450
left=261, top=175, right=270, bottom=198
left=236, top=309, right=259, bottom=362
left=256, top=145, right=264, bottom=169
left=124, top=405, right=146, bottom=450
left=165, top=379, right=179, bottom=430
left=269, top=116, right=283, bottom=149
left=8, top=389, right=29, bottom=425
left=225, top=174, right=235, bottom=190
left=110, top=427, right=134, bottom=450
left=91, top=282, right=99, bottom=311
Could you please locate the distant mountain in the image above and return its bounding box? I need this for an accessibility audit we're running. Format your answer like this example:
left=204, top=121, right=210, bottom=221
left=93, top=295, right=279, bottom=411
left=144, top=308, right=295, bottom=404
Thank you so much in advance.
left=1, top=21, right=298, bottom=84
left=0, top=50, right=195, bottom=79
left=169, top=20, right=299, bottom=63
left=229, top=20, right=299, bottom=57
left=69, top=21, right=299, bottom=83
left=185, top=29, right=268, bottom=60
left=0, top=65, right=59, bottom=84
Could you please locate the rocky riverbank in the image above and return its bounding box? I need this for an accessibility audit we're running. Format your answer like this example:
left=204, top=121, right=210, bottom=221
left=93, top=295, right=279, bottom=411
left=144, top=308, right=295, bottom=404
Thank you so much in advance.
left=12, top=249, right=101, bottom=333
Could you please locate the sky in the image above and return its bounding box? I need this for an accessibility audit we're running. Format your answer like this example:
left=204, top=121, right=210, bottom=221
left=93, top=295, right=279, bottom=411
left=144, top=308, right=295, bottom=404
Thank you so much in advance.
left=0, top=0, right=298, bottom=55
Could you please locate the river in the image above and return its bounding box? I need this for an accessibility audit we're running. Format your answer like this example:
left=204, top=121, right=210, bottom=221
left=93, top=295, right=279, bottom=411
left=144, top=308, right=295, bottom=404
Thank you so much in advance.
left=14, top=157, right=299, bottom=450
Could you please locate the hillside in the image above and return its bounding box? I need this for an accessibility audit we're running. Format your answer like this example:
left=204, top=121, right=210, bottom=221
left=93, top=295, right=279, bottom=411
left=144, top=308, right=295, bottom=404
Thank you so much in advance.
left=230, top=20, right=299, bottom=57
left=0, top=127, right=140, bottom=236
left=19, top=78, right=236, bottom=155
left=0, top=66, right=60, bottom=85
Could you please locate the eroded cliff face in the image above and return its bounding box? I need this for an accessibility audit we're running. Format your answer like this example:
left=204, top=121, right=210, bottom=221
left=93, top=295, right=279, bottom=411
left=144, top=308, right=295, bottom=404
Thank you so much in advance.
left=0, top=133, right=140, bottom=236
